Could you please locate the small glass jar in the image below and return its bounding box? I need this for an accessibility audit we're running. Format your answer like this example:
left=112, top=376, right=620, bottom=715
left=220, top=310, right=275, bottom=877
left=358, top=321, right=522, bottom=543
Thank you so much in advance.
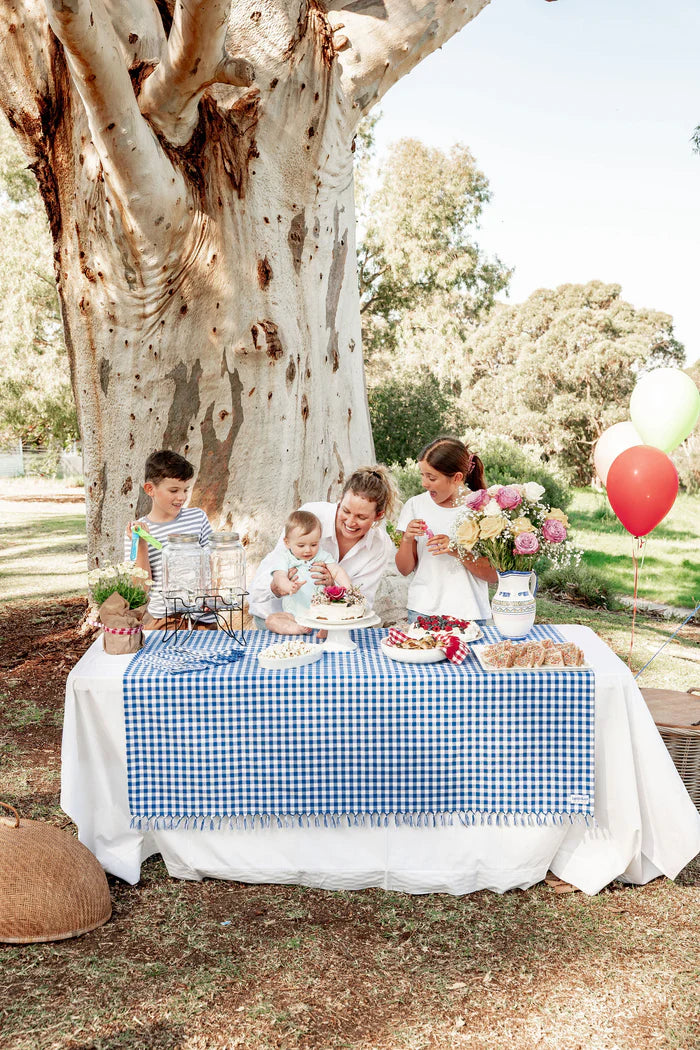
left=208, top=532, right=246, bottom=608
left=162, top=534, right=209, bottom=613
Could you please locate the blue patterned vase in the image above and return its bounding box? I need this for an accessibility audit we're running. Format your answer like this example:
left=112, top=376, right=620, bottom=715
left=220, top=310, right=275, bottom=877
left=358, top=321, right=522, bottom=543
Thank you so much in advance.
left=491, top=570, right=537, bottom=639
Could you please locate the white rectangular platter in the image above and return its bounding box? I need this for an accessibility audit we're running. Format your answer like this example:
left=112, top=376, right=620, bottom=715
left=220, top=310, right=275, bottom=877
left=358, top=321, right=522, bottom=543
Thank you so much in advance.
left=471, top=644, right=592, bottom=673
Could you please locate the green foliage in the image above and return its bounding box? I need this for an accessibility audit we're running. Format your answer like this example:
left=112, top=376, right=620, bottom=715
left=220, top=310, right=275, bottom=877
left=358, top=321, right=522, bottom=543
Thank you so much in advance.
left=384, top=520, right=403, bottom=548
left=537, top=561, right=611, bottom=609
left=89, top=564, right=150, bottom=610
left=357, top=131, right=511, bottom=383
left=476, top=435, right=572, bottom=511
left=0, top=115, right=77, bottom=447
left=369, top=370, right=464, bottom=468
left=390, top=459, right=423, bottom=502
left=462, top=281, right=686, bottom=485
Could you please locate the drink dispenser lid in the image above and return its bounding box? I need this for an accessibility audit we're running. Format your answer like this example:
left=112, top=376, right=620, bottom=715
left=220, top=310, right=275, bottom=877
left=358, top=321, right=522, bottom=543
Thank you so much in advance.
left=210, top=531, right=240, bottom=544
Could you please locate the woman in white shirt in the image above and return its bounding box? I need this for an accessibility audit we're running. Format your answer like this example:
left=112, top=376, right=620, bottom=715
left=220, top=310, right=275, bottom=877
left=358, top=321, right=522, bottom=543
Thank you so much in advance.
left=396, top=437, right=497, bottom=622
left=249, top=466, right=397, bottom=634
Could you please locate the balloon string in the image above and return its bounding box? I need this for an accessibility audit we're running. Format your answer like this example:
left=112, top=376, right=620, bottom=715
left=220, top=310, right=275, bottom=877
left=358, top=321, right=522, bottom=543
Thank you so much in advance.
left=628, top=536, right=645, bottom=671
left=635, top=602, right=700, bottom=680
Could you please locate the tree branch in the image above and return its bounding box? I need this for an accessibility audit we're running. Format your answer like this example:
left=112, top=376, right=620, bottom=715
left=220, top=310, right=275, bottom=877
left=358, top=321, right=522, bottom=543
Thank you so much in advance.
left=0, top=1, right=52, bottom=162
left=329, top=0, right=492, bottom=118
left=139, top=0, right=255, bottom=146
left=44, top=0, right=187, bottom=242
left=101, top=0, right=167, bottom=68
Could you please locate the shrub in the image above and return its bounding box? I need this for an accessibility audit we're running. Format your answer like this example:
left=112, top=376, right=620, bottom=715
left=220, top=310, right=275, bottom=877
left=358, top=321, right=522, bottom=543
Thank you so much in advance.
left=477, top=435, right=572, bottom=512
left=390, top=459, right=423, bottom=503
left=369, top=371, right=464, bottom=468
left=537, top=561, right=611, bottom=609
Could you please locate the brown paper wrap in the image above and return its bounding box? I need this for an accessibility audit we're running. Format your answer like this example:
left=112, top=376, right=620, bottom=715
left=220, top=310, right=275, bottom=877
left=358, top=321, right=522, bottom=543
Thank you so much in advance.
left=97, top=593, right=147, bottom=655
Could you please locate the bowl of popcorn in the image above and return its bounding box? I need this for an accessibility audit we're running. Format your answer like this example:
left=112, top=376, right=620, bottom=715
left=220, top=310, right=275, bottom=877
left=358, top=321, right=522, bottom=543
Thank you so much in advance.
left=257, top=639, right=326, bottom=670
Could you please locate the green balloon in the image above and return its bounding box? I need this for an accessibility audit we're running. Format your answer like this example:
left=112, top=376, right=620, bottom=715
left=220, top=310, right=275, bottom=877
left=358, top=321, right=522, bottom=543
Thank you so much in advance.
left=630, top=368, right=700, bottom=453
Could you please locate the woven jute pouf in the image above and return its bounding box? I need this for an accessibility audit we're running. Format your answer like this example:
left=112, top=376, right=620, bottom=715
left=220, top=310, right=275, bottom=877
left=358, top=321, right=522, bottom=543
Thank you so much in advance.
left=0, top=802, right=112, bottom=944
left=641, top=687, right=700, bottom=812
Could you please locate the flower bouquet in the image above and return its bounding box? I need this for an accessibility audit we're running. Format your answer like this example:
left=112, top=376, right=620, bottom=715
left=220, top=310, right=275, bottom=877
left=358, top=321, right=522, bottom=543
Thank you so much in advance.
left=88, top=562, right=152, bottom=654
left=449, top=483, right=580, bottom=638
left=449, top=482, right=578, bottom=570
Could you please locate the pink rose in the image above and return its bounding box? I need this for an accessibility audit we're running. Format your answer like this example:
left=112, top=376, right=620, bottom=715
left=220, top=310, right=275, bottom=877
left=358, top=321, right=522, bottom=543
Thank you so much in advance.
left=496, top=485, right=523, bottom=510
left=542, top=519, right=567, bottom=544
left=514, top=531, right=540, bottom=555
left=464, top=488, right=490, bottom=511
left=324, top=585, right=347, bottom=601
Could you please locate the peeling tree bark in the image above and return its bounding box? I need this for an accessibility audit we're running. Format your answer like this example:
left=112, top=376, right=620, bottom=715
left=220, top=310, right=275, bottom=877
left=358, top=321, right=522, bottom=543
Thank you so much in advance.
left=0, top=0, right=491, bottom=566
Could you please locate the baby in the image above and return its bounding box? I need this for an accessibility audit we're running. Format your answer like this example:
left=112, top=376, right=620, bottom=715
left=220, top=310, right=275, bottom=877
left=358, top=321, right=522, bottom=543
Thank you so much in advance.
left=269, top=510, right=352, bottom=621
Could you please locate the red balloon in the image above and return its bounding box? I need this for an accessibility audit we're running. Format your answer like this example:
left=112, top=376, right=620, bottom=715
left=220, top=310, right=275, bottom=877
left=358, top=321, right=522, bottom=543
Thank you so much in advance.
left=606, top=446, right=679, bottom=537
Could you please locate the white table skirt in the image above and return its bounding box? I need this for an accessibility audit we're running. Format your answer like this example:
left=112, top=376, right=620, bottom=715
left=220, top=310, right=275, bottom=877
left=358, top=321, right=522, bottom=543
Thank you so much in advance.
left=61, top=626, right=700, bottom=894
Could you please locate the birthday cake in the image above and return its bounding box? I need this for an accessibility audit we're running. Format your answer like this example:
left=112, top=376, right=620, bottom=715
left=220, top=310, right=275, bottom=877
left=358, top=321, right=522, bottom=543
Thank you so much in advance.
left=309, top=584, right=368, bottom=622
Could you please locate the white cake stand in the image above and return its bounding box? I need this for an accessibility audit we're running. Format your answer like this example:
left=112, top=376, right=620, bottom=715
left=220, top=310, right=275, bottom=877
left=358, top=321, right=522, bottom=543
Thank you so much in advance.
left=294, top=610, right=381, bottom=652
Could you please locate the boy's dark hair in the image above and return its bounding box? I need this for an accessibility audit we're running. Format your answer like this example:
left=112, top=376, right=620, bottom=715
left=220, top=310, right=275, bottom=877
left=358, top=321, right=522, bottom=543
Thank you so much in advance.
left=285, top=510, right=322, bottom=539
left=145, top=449, right=195, bottom=484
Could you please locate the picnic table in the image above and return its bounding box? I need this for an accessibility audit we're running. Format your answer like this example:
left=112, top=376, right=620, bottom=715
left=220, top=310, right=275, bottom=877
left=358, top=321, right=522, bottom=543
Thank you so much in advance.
left=61, top=625, right=700, bottom=894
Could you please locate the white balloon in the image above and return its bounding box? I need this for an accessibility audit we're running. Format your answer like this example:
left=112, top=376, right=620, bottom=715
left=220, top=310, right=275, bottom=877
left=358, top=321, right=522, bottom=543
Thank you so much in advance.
left=594, top=422, right=644, bottom=486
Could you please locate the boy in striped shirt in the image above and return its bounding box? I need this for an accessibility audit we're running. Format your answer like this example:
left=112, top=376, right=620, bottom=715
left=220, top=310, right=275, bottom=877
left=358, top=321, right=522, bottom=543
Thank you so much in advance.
left=125, top=449, right=215, bottom=628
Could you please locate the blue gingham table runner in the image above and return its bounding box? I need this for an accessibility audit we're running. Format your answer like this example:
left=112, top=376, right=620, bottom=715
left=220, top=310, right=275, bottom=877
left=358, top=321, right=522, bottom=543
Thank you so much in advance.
left=123, top=626, right=595, bottom=829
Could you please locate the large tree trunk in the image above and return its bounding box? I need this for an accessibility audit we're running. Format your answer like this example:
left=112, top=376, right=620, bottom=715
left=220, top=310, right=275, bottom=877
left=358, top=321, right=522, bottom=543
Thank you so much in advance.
left=0, top=0, right=491, bottom=566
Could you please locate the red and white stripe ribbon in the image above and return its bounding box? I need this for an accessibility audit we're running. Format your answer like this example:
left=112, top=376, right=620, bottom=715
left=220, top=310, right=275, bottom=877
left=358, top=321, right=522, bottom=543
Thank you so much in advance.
left=89, top=619, right=143, bottom=636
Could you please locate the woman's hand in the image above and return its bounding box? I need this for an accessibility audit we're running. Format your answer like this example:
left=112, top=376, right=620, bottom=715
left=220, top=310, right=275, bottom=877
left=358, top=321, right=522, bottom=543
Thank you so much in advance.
left=426, top=533, right=456, bottom=558
left=310, top=561, right=333, bottom=587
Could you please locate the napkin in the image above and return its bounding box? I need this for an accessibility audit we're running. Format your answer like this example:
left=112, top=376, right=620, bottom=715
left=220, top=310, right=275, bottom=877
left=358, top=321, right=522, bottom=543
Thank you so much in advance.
left=137, top=643, right=244, bottom=675
left=387, top=627, right=469, bottom=665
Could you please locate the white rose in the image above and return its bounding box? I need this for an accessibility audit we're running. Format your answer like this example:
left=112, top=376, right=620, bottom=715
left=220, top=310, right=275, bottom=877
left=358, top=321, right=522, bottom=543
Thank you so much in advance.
left=487, top=485, right=502, bottom=496
left=523, top=482, right=546, bottom=501
left=483, top=498, right=503, bottom=517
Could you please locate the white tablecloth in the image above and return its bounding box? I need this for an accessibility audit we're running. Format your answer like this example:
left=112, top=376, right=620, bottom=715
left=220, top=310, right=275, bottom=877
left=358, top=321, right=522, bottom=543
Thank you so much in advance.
left=61, top=626, right=700, bottom=894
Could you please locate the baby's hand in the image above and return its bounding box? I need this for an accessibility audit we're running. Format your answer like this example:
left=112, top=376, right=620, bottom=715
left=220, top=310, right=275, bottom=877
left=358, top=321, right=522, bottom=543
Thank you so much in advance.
left=287, top=570, right=305, bottom=595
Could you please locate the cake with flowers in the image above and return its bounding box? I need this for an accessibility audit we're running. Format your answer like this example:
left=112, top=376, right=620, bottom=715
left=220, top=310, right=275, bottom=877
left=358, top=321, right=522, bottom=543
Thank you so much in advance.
left=309, top=584, right=368, bottom=622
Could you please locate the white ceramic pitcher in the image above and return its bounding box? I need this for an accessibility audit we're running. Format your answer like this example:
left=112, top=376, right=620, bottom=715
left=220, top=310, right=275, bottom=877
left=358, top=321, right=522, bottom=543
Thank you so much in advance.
left=490, top=570, right=537, bottom=640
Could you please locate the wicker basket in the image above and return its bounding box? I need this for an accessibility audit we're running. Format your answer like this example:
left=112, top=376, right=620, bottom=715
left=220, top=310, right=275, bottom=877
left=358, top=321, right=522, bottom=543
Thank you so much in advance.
left=0, top=802, right=112, bottom=944
left=641, top=687, right=700, bottom=812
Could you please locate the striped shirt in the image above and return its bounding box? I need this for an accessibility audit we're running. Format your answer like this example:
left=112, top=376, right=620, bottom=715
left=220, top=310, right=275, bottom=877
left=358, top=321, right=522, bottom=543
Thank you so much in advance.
left=124, top=507, right=213, bottom=619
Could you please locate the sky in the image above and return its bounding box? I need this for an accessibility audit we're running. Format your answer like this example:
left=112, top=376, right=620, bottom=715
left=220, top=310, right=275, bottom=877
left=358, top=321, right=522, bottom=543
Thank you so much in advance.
left=373, top=0, right=700, bottom=363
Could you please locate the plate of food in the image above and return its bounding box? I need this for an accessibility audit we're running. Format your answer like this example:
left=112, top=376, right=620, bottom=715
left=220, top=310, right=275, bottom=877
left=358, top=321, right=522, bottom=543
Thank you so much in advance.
left=472, top=639, right=590, bottom=671
left=257, top=640, right=325, bottom=670
left=413, top=615, right=483, bottom=642
left=380, top=639, right=447, bottom=664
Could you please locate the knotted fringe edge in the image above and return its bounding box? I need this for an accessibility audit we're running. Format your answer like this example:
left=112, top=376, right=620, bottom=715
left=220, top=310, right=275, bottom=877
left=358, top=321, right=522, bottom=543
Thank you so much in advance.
left=130, top=809, right=596, bottom=831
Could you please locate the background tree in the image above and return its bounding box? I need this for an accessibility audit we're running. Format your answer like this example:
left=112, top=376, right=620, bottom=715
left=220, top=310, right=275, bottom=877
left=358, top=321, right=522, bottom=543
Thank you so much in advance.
left=0, top=116, right=77, bottom=448
left=462, top=281, right=685, bottom=484
left=367, top=369, right=465, bottom=467
left=0, top=0, right=493, bottom=565
left=358, top=137, right=510, bottom=385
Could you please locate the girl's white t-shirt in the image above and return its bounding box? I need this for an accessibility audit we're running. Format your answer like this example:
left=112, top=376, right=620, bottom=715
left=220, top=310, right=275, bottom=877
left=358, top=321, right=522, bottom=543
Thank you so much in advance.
left=397, top=491, right=491, bottom=620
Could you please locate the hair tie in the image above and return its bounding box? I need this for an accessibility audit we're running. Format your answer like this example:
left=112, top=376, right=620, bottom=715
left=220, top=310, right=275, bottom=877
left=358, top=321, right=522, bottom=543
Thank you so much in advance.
left=466, top=453, right=475, bottom=475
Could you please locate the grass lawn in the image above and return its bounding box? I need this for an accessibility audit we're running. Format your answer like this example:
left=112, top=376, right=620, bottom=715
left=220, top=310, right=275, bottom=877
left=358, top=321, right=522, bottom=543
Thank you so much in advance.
left=569, top=488, right=700, bottom=609
left=0, top=496, right=87, bottom=603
